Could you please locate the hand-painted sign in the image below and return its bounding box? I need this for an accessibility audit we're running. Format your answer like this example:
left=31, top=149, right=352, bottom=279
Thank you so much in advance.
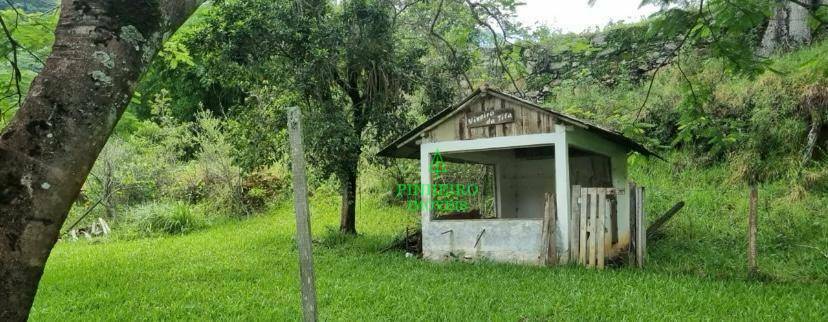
left=466, top=108, right=514, bottom=128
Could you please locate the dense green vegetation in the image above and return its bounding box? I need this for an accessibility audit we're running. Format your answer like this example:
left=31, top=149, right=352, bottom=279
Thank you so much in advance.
left=0, top=8, right=55, bottom=125
left=2, top=1, right=825, bottom=237
left=632, top=153, right=827, bottom=282
left=2, top=0, right=827, bottom=318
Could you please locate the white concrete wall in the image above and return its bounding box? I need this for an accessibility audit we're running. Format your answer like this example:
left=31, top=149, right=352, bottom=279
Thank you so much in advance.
left=499, top=158, right=555, bottom=219
left=423, top=219, right=544, bottom=264
left=420, top=133, right=563, bottom=264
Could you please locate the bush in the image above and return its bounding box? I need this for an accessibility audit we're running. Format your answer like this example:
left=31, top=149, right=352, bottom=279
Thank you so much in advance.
left=66, top=108, right=255, bottom=235
left=119, top=201, right=207, bottom=238
left=242, top=163, right=292, bottom=210
left=358, top=159, right=419, bottom=205
left=192, top=110, right=247, bottom=215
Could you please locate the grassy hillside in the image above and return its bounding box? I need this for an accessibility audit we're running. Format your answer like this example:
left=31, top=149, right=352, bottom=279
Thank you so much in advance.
left=31, top=156, right=828, bottom=320
left=630, top=153, right=828, bottom=282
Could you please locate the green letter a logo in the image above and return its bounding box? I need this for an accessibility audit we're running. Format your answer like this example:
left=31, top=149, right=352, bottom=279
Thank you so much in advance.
left=431, top=149, right=446, bottom=175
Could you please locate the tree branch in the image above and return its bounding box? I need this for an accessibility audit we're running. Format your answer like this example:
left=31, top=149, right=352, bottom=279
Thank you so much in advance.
left=393, top=0, right=424, bottom=25
left=0, top=13, right=23, bottom=112
left=464, top=0, right=524, bottom=97
left=429, top=0, right=474, bottom=93
left=635, top=0, right=704, bottom=123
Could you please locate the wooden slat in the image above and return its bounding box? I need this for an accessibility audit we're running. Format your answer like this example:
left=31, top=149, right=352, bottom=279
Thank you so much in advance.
left=464, top=111, right=471, bottom=139
left=610, top=196, right=618, bottom=245
left=509, top=103, right=526, bottom=135
left=579, top=188, right=588, bottom=265
left=592, top=189, right=600, bottom=267
left=540, top=192, right=549, bottom=265
left=524, top=109, right=539, bottom=134
left=636, top=187, right=646, bottom=267
left=493, top=98, right=503, bottom=137
left=548, top=193, right=557, bottom=265
left=500, top=99, right=511, bottom=136
left=458, top=112, right=466, bottom=140
left=588, top=188, right=597, bottom=267
left=629, top=182, right=637, bottom=266
left=535, top=112, right=542, bottom=134
left=633, top=186, right=643, bottom=268
left=570, top=185, right=581, bottom=263
left=469, top=102, right=481, bottom=139
left=540, top=193, right=557, bottom=266
left=597, top=188, right=606, bottom=269
left=481, top=99, right=489, bottom=138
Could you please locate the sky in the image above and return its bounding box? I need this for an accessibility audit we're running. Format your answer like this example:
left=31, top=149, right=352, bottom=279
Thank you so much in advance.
left=515, top=0, right=660, bottom=33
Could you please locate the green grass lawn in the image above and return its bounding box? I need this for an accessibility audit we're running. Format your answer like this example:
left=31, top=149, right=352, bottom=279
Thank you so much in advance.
left=32, top=185, right=828, bottom=320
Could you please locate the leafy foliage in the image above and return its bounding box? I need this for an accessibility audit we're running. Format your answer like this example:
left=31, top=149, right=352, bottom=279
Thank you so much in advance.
left=0, top=0, right=57, bottom=13
left=4, top=0, right=825, bottom=241
left=0, top=8, right=56, bottom=124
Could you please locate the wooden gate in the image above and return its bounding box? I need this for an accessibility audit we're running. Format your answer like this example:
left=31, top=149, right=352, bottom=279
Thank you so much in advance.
left=570, top=183, right=645, bottom=269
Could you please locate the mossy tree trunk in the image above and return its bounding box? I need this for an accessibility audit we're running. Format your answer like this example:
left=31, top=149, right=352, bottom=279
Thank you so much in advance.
left=759, top=0, right=813, bottom=56
left=338, top=79, right=365, bottom=235
left=0, top=0, right=204, bottom=320
left=340, top=168, right=358, bottom=234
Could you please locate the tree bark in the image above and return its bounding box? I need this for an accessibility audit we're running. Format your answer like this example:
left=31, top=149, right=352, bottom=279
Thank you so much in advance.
left=787, top=1, right=812, bottom=45
left=0, top=1, right=203, bottom=320
left=338, top=74, right=363, bottom=235
left=339, top=167, right=357, bottom=234
left=747, top=184, right=759, bottom=278
left=759, top=0, right=812, bottom=56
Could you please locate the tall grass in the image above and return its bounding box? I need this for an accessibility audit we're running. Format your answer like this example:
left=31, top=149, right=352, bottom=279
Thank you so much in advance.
left=631, top=152, right=828, bottom=282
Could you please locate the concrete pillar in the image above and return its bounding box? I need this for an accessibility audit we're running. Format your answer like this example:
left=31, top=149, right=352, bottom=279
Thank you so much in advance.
left=420, top=145, right=432, bottom=224
left=554, top=124, right=570, bottom=262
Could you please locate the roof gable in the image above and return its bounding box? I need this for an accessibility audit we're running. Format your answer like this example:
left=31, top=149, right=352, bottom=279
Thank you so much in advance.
left=423, top=90, right=559, bottom=143
left=378, top=86, right=658, bottom=159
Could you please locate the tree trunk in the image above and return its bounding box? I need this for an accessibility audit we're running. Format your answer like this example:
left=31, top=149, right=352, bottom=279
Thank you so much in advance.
left=747, top=184, right=759, bottom=278
left=759, top=0, right=812, bottom=56
left=0, top=1, right=203, bottom=320
left=787, top=1, right=811, bottom=45
left=339, top=167, right=357, bottom=234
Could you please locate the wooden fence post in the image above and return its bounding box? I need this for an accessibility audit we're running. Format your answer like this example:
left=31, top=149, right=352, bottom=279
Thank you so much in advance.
left=634, top=186, right=646, bottom=268
left=541, top=193, right=557, bottom=266
left=579, top=187, right=588, bottom=265
left=596, top=189, right=606, bottom=269
left=570, top=185, right=581, bottom=264
left=588, top=188, right=598, bottom=267
left=747, top=184, right=758, bottom=278
left=287, top=106, right=318, bottom=322
left=628, top=182, right=636, bottom=266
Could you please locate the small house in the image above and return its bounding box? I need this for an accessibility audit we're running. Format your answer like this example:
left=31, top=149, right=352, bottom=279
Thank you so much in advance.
left=379, top=86, right=654, bottom=267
